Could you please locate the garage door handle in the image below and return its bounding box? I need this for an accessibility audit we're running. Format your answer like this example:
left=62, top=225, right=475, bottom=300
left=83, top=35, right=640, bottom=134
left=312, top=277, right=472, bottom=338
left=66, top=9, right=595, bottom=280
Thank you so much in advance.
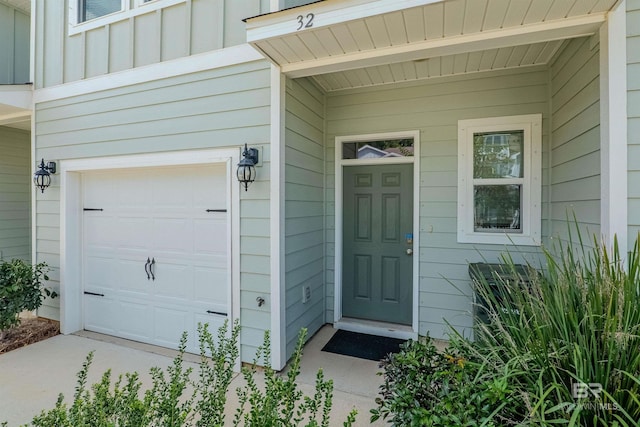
left=150, top=258, right=156, bottom=281
left=145, top=258, right=151, bottom=280
left=84, top=291, right=105, bottom=297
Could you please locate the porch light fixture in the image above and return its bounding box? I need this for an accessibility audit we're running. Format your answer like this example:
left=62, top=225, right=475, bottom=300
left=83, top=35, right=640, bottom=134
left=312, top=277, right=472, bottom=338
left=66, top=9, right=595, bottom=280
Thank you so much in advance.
left=236, top=144, right=259, bottom=191
left=33, top=159, right=56, bottom=193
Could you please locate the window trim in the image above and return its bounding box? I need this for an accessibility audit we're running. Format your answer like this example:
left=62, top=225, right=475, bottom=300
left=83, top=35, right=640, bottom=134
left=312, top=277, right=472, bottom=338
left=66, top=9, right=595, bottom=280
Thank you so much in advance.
left=68, top=0, right=187, bottom=36
left=457, top=114, right=542, bottom=246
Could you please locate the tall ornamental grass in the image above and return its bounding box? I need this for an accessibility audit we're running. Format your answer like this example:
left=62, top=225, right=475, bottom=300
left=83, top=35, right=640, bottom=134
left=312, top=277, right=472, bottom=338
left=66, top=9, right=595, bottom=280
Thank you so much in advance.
left=466, top=231, right=640, bottom=425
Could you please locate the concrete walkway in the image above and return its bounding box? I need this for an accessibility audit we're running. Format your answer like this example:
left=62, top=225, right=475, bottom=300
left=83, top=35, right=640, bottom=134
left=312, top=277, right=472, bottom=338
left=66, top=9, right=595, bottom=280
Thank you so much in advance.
left=0, top=326, right=385, bottom=426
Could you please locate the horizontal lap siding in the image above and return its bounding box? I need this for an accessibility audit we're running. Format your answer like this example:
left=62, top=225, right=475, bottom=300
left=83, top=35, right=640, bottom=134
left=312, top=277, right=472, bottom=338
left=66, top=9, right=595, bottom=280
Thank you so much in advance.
left=628, top=1, right=640, bottom=247
left=549, top=37, right=601, bottom=246
left=325, top=68, right=549, bottom=340
left=34, top=61, right=272, bottom=361
left=284, top=78, right=326, bottom=359
left=0, top=127, right=30, bottom=262
left=35, top=0, right=269, bottom=88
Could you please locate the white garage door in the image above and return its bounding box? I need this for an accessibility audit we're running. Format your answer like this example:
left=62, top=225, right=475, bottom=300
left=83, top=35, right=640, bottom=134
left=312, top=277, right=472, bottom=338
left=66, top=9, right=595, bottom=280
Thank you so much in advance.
left=82, top=164, right=229, bottom=353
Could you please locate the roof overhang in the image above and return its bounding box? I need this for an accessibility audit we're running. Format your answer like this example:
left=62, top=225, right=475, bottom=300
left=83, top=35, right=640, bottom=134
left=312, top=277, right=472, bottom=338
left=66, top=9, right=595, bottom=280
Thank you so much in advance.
left=246, top=0, right=614, bottom=87
left=0, top=85, right=32, bottom=130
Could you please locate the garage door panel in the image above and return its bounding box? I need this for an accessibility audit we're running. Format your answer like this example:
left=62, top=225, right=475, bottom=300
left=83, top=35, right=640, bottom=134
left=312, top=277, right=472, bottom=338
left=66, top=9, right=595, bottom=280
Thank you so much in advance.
left=83, top=164, right=230, bottom=353
left=117, top=217, right=153, bottom=249
left=154, top=263, right=193, bottom=301
left=194, top=218, right=226, bottom=253
left=118, top=300, right=153, bottom=340
left=118, top=259, right=151, bottom=295
left=154, top=306, right=190, bottom=349
left=152, top=218, right=192, bottom=253
left=84, top=296, right=117, bottom=334
left=85, top=216, right=117, bottom=248
left=194, top=268, right=228, bottom=305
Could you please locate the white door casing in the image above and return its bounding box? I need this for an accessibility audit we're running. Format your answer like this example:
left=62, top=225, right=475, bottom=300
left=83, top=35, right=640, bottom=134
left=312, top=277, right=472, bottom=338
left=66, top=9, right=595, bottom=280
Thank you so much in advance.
left=59, top=149, right=241, bottom=354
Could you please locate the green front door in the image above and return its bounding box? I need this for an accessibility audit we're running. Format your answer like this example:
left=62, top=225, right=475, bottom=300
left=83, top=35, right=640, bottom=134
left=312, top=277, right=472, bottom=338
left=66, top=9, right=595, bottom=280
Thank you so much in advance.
left=342, top=164, right=413, bottom=325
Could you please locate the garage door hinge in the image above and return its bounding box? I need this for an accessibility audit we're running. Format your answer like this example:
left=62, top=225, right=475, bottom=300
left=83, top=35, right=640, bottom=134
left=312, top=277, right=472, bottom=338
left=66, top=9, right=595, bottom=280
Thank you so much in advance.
left=206, top=209, right=227, bottom=212
left=83, top=208, right=104, bottom=211
left=84, top=291, right=105, bottom=297
left=206, top=310, right=227, bottom=316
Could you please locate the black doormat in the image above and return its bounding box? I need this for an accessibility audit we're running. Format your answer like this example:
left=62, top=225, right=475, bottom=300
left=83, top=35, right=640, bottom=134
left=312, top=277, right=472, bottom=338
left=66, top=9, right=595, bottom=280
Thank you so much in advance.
left=321, top=329, right=406, bottom=361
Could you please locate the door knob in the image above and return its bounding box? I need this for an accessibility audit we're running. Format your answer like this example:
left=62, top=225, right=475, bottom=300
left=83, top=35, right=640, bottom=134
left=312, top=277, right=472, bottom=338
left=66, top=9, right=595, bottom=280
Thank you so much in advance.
left=406, top=248, right=413, bottom=256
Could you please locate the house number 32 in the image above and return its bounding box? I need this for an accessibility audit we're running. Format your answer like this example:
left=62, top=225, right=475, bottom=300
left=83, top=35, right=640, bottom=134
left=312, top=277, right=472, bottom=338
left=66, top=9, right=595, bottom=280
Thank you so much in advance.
left=296, top=13, right=314, bottom=30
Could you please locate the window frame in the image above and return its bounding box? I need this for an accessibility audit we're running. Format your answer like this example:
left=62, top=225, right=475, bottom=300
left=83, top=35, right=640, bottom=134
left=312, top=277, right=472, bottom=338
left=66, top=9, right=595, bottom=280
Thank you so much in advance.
left=457, top=114, right=542, bottom=246
left=69, top=0, right=187, bottom=36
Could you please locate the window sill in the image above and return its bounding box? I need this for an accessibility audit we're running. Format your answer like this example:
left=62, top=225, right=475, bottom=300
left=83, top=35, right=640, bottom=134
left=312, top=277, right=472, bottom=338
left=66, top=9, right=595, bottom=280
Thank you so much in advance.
left=457, top=232, right=541, bottom=246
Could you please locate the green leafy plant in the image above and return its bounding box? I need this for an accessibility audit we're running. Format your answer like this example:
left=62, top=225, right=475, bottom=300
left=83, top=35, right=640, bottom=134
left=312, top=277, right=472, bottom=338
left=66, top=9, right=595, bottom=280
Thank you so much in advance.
left=371, top=336, right=521, bottom=426
left=22, top=321, right=356, bottom=427
left=0, top=259, right=55, bottom=338
left=233, top=328, right=355, bottom=427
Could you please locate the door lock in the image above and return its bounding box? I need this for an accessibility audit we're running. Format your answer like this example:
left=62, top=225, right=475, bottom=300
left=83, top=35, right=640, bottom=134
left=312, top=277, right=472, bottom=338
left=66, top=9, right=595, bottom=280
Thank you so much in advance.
left=406, top=248, right=413, bottom=256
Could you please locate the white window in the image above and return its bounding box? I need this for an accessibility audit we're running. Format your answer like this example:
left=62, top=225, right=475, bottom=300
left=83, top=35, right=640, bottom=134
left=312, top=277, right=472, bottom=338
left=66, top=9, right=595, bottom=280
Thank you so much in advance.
left=457, top=114, right=542, bottom=245
left=77, top=0, right=124, bottom=23
left=69, top=0, right=187, bottom=35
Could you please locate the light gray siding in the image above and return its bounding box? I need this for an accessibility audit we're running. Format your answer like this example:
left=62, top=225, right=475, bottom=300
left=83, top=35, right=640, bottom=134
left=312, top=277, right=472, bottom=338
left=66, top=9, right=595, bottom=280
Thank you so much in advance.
left=0, top=127, right=31, bottom=262
left=628, top=0, right=640, bottom=246
left=34, top=60, right=272, bottom=361
left=34, top=0, right=270, bottom=88
left=549, top=37, right=601, bottom=245
left=0, top=1, right=30, bottom=84
left=284, top=77, right=326, bottom=358
left=324, top=68, right=550, bottom=339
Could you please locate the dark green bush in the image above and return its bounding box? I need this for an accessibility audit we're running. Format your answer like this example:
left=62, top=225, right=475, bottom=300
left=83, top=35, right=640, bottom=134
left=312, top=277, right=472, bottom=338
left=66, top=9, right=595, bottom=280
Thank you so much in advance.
left=371, top=336, right=521, bottom=426
left=0, top=259, right=55, bottom=336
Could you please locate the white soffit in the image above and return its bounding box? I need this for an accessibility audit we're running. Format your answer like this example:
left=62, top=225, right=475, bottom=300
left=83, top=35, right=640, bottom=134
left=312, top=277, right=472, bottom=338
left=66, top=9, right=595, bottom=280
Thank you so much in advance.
left=246, top=0, right=617, bottom=89
left=1, top=0, right=30, bottom=14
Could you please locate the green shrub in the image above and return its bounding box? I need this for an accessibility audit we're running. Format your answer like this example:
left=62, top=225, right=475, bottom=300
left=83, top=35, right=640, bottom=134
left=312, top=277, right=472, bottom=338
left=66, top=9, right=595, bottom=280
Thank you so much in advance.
left=371, top=336, right=522, bottom=426
left=22, top=321, right=356, bottom=427
left=0, top=259, right=55, bottom=337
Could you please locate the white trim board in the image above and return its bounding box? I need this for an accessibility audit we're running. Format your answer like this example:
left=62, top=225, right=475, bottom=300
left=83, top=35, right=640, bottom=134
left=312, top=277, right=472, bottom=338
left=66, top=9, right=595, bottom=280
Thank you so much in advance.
left=600, top=0, right=628, bottom=253
left=333, top=130, right=420, bottom=340
left=58, top=149, right=242, bottom=363
left=33, top=44, right=265, bottom=104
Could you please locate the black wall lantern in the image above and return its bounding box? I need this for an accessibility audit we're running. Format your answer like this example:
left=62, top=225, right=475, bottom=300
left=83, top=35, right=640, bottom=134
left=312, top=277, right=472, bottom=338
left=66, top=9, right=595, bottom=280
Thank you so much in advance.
left=33, top=159, right=56, bottom=193
left=236, top=144, right=259, bottom=191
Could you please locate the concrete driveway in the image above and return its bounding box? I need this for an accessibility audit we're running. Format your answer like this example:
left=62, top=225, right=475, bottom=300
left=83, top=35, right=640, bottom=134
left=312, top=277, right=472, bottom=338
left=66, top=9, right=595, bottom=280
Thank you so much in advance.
left=0, top=326, right=385, bottom=426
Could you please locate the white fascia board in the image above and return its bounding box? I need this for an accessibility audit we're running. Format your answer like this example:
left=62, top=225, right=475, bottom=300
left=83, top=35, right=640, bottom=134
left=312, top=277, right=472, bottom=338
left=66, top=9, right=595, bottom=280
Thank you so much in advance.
left=33, top=44, right=264, bottom=104
left=246, top=0, right=443, bottom=40
left=0, top=85, right=33, bottom=110
left=280, top=14, right=606, bottom=78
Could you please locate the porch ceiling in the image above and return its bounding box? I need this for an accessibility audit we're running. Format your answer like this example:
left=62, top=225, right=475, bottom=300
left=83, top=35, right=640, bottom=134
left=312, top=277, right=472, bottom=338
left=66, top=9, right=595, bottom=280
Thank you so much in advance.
left=0, top=85, right=32, bottom=130
left=245, top=0, right=616, bottom=91
left=1, top=0, right=30, bottom=14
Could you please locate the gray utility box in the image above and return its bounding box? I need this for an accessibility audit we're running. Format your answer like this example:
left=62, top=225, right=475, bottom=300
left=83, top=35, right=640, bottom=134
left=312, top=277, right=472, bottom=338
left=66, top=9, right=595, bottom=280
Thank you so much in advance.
left=468, top=263, right=533, bottom=324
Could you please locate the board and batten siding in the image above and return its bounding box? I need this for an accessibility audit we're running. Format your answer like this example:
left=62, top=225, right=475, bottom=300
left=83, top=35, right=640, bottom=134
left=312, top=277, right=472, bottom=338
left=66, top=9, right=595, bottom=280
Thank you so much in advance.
left=34, top=60, right=272, bottom=360
left=0, top=127, right=30, bottom=262
left=549, top=37, right=601, bottom=245
left=284, top=77, right=326, bottom=359
left=324, top=68, right=550, bottom=339
left=34, top=0, right=270, bottom=89
left=628, top=0, right=640, bottom=247
left=0, top=1, right=29, bottom=85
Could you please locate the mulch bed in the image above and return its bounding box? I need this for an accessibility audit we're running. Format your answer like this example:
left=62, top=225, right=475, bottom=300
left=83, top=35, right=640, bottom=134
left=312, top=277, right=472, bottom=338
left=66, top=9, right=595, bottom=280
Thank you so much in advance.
left=0, top=317, right=60, bottom=354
